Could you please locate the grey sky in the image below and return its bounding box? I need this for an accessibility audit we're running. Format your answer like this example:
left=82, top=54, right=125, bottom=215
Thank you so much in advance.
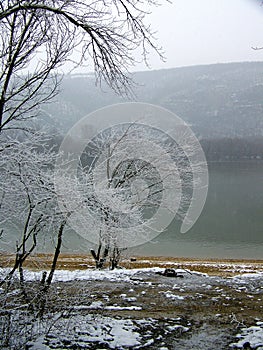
left=134, top=0, right=263, bottom=71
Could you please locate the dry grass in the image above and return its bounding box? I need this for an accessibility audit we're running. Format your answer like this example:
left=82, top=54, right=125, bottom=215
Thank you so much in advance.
left=1, top=252, right=262, bottom=277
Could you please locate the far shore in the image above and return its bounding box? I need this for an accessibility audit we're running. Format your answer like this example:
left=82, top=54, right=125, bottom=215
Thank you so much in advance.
left=1, top=252, right=262, bottom=277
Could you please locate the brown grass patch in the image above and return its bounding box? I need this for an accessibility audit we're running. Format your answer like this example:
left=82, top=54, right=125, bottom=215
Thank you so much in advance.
left=1, top=252, right=262, bottom=277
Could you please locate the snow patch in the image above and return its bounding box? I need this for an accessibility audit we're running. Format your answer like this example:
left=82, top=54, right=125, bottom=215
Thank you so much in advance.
left=28, top=315, right=141, bottom=349
left=105, top=305, right=142, bottom=311
left=230, top=322, right=263, bottom=349
left=2, top=267, right=163, bottom=283
left=161, top=291, right=185, bottom=300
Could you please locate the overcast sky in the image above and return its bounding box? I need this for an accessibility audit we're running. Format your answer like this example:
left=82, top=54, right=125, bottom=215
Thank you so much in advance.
left=133, top=0, right=263, bottom=71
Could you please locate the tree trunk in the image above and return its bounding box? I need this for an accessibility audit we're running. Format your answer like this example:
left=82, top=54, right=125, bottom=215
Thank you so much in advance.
left=37, top=219, right=66, bottom=316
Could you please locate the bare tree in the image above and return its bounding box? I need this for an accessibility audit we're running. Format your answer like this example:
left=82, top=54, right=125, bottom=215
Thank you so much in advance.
left=0, top=1, right=165, bottom=344
left=0, top=130, right=106, bottom=312
left=0, top=0, right=163, bottom=132
left=0, top=0, right=164, bottom=309
left=65, top=122, right=197, bottom=269
left=0, top=132, right=79, bottom=318
left=0, top=133, right=56, bottom=285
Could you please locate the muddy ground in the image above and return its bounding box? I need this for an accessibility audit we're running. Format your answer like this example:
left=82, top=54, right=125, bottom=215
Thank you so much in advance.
left=40, top=267, right=262, bottom=349
left=1, top=255, right=263, bottom=349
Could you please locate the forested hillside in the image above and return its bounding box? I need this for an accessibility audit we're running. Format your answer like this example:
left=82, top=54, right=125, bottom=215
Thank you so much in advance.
left=44, top=61, right=263, bottom=160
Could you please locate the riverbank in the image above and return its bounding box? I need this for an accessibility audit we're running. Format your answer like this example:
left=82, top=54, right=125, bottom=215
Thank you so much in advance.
left=1, top=252, right=262, bottom=277
left=1, top=264, right=262, bottom=349
left=1, top=253, right=263, bottom=349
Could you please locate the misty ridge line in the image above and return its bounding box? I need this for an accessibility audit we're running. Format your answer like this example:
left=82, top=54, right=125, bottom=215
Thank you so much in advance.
left=36, top=61, right=263, bottom=161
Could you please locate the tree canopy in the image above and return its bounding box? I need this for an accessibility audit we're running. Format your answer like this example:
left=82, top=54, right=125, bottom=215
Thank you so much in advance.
left=0, top=0, right=162, bottom=131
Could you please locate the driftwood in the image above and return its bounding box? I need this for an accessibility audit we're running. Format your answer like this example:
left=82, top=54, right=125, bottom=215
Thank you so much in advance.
left=156, top=268, right=184, bottom=278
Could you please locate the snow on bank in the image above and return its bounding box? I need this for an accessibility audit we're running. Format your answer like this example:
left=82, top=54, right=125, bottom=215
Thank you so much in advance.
left=27, top=314, right=141, bottom=349
left=1, top=266, right=262, bottom=285
left=1, top=265, right=263, bottom=349
left=232, top=272, right=263, bottom=280
left=18, top=267, right=164, bottom=283
left=230, top=321, right=263, bottom=349
left=25, top=314, right=191, bottom=349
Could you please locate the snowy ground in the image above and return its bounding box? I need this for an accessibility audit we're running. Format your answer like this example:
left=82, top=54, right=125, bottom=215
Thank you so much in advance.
left=1, top=266, right=263, bottom=349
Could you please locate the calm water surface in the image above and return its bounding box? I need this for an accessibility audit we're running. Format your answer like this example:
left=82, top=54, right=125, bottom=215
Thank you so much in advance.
left=2, top=161, right=263, bottom=259
left=137, top=161, right=263, bottom=259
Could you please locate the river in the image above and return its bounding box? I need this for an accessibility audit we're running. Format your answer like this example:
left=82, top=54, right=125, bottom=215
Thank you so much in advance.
left=137, top=161, right=263, bottom=259
left=2, top=161, right=263, bottom=260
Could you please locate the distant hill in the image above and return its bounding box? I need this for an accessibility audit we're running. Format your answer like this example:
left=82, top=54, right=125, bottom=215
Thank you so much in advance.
left=43, top=61, right=263, bottom=160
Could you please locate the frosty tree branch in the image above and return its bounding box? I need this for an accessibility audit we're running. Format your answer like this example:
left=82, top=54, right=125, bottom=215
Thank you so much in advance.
left=58, top=121, right=200, bottom=268
left=0, top=0, right=164, bottom=132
